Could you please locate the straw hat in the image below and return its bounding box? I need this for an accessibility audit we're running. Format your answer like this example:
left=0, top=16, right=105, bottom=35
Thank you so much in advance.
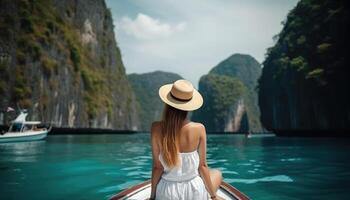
left=159, top=79, right=203, bottom=111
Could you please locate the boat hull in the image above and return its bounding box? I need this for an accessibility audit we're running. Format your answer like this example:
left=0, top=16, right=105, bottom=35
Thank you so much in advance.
left=110, top=180, right=250, bottom=200
left=0, top=130, right=48, bottom=143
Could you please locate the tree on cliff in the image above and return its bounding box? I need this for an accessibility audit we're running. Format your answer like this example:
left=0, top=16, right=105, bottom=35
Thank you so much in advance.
left=259, top=0, right=349, bottom=131
left=192, top=54, right=262, bottom=132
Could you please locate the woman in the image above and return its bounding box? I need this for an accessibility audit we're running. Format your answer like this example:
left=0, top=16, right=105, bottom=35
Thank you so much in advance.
left=149, top=79, right=224, bottom=200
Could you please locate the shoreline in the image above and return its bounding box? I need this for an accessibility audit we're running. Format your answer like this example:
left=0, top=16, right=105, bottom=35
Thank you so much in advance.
left=0, top=125, right=138, bottom=135
left=50, top=127, right=138, bottom=135
left=270, top=129, right=350, bottom=137
left=1, top=125, right=349, bottom=137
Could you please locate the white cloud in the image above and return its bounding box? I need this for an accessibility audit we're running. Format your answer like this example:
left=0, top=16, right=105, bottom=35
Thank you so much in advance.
left=106, top=0, right=298, bottom=86
left=119, top=13, right=186, bottom=40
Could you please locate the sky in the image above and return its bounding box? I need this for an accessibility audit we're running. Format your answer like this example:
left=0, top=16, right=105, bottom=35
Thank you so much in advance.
left=106, top=0, right=299, bottom=86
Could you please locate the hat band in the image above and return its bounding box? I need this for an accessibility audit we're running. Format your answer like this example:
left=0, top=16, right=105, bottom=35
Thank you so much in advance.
left=170, top=92, right=192, bottom=102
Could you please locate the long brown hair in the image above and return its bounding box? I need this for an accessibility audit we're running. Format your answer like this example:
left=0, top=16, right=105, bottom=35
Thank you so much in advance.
left=160, top=104, right=188, bottom=167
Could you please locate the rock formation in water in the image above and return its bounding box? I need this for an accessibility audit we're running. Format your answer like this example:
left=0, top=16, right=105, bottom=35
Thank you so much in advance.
left=128, top=71, right=182, bottom=131
left=0, top=0, right=140, bottom=130
left=192, top=54, right=262, bottom=132
left=258, top=0, right=350, bottom=132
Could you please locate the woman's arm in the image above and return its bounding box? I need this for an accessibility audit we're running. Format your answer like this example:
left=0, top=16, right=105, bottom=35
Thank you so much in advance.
left=150, top=122, right=164, bottom=199
left=198, top=124, right=217, bottom=199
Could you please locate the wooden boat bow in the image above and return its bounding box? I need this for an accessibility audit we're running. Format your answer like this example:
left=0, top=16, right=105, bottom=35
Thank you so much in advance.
left=110, top=180, right=250, bottom=200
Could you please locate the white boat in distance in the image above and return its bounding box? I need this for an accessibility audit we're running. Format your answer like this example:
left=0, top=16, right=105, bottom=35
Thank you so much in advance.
left=0, top=111, right=50, bottom=143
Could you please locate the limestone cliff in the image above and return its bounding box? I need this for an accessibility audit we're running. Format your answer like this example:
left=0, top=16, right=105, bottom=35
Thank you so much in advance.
left=258, top=0, right=349, bottom=133
left=192, top=54, right=262, bottom=132
left=128, top=71, right=182, bottom=131
left=0, top=0, right=139, bottom=130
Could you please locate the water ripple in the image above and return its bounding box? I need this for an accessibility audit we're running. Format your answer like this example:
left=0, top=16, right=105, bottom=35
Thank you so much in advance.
left=120, top=166, right=142, bottom=171
left=280, top=158, right=302, bottom=162
left=226, top=175, right=293, bottom=184
left=237, top=163, right=252, bottom=166
left=222, top=170, right=239, bottom=175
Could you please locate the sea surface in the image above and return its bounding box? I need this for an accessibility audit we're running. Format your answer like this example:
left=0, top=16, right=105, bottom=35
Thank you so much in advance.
left=0, top=133, right=349, bottom=200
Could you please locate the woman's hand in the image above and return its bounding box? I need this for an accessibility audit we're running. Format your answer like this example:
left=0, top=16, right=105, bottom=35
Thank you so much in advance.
left=214, top=195, right=226, bottom=200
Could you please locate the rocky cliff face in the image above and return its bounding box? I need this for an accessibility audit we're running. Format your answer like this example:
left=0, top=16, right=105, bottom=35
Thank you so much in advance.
left=192, top=54, right=262, bottom=132
left=128, top=71, right=182, bottom=131
left=258, top=0, right=349, bottom=132
left=0, top=0, right=139, bottom=130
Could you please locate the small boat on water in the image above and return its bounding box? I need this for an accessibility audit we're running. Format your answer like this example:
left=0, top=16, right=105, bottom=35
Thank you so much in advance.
left=0, top=110, right=50, bottom=143
left=245, top=131, right=275, bottom=138
left=110, top=180, right=250, bottom=200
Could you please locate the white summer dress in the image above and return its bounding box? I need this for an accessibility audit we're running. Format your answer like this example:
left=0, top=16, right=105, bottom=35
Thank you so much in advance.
left=156, top=150, right=210, bottom=200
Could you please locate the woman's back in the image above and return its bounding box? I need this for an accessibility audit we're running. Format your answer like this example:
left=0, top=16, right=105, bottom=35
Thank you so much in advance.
left=149, top=79, right=223, bottom=200
left=177, top=121, right=202, bottom=153
left=156, top=120, right=202, bottom=178
left=153, top=121, right=211, bottom=200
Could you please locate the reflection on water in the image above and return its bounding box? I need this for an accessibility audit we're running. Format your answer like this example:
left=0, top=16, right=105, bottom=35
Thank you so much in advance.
left=226, top=175, right=293, bottom=184
left=0, top=134, right=349, bottom=200
left=0, top=140, right=46, bottom=162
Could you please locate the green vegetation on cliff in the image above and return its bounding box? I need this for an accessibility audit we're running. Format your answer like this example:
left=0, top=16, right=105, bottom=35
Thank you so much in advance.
left=259, top=0, right=349, bottom=131
left=0, top=0, right=139, bottom=129
left=192, top=54, right=262, bottom=132
left=128, top=71, right=182, bottom=131
left=12, top=0, right=110, bottom=117
left=210, top=54, right=261, bottom=90
left=192, top=74, right=246, bottom=132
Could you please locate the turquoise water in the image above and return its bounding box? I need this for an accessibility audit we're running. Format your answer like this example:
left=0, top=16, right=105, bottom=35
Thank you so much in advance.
left=0, top=134, right=349, bottom=200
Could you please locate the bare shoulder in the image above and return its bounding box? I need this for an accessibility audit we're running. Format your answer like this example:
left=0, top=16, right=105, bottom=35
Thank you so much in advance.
left=189, top=121, right=205, bottom=128
left=185, top=121, right=206, bottom=135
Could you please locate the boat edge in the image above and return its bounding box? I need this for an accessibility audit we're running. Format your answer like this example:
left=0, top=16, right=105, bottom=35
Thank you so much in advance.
left=109, top=180, right=250, bottom=200
left=110, top=180, right=151, bottom=200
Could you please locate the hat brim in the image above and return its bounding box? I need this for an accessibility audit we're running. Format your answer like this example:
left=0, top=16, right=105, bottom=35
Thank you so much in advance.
left=158, top=84, right=203, bottom=111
